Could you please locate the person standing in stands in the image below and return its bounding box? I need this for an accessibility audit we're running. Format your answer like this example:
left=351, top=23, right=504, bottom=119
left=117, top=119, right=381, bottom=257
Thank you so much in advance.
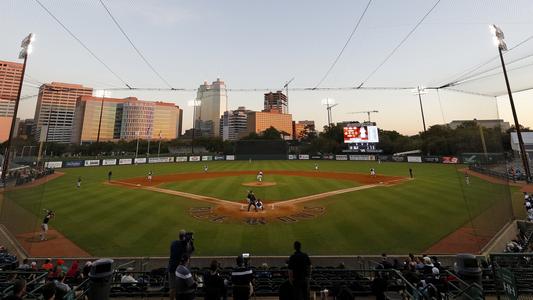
left=40, top=210, right=54, bottom=241
left=40, top=282, right=56, bottom=300
left=169, top=230, right=195, bottom=300
left=231, top=254, right=253, bottom=300
left=203, top=260, right=227, bottom=300
left=175, top=254, right=196, bottom=300
left=288, top=241, right=311, bottom=300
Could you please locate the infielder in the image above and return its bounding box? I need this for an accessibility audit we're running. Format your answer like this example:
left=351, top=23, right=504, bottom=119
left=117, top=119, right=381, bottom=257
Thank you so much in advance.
left=257, top=171, right=264, bottom=183
left=147, top=171, right=153, bottom=182
left=370, top=168, right=376, bottom=177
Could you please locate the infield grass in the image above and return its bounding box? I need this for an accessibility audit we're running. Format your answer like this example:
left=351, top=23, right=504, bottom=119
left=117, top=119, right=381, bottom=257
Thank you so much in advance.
left=2, top=160, right=516, bottom=256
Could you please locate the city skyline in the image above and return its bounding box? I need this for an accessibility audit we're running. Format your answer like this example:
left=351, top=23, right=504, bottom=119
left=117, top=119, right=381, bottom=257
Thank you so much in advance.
left=1, top=1, right=533, bottom=135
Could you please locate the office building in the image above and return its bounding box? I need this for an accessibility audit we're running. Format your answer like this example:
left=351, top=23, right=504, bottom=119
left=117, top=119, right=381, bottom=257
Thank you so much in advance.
left=264, top=91, right=287, bottom=114
left=247, top=111, right=293, bottom=139
left=220, top=106, right=251, bottom=141
left=34, top=82, right=93, bottom=143
left=195, top=78, right=227, bottom=137
left=71, top=96, right=182, bottom=144
left=447, top=119, right=510, bottom=132
left=0, top=60, right=23, bottom=142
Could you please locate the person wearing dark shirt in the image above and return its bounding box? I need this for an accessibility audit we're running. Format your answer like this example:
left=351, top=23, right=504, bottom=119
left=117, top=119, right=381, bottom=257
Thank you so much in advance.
left=169, top=230, right=195, bottom=300
left=4, top=279, right=26, bottom=300
left=175, top=254, right=196, bottom=300
left=108, top=171, right=112, bottom=182
left=203, top=260, right=227, bottom=300
left=40, top=210, right=54, bottom=241
left=288, top=241, right=311, bottom=300
left=231, top=255, right=253, bottom=300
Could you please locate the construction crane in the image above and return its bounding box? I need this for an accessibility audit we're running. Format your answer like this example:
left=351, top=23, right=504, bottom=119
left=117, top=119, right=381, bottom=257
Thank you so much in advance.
left=282, top=77, right=295, bottom=113
left=347, top=110, right=379, bottom=122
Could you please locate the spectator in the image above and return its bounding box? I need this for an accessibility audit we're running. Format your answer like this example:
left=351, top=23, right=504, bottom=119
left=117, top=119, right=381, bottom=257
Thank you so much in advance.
left=231, top=254, right=253, bottom=300
left=42, top=258, right=53, bottom=271
left=288, top=241, right=312, bottom=300
left=54, top=273, right=72, bottom=295
left=422, top=257, right=435, bottom=275
left=203, top=260, right=226, bottom=300
left=121, top=268, right=138, bottom=284
left=175, top=254, right=196, bottom=300
left=30, top=261, right=37, bottom=270
left=66, top=260, right=80, bottom=278
left=380, top=253, right=393, bottom=269
left=371, top=265, right=388, bottom=300
left=82, top=261, right=92, bottom=279
left=41, top=282, right=56, bottom=300
left=57, top=259, right=68, bottom=274
left=18, top=258, right=31, bottom=270
left=4, top=279, right=26, bottom=300
left=169, top=230, right=195, bottom=300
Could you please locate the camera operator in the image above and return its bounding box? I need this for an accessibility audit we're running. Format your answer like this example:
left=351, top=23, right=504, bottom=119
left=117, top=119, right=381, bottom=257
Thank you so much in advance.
left=168, top=230, right=195, bottom=300
left=231, top=254, right=253, bottom=300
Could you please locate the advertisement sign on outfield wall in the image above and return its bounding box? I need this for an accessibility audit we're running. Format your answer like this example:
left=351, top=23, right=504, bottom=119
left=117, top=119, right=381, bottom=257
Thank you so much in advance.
left=226, top=155, right=235, bottom=161
left=189, top=156, right=201, bottom=162
left=407, top=156, right=422, bottom=163
left=214, top=156, right=225, bottom=161
left=349, top=155, right=375, bottom=161
left=149, top=157, right=173, bottom=163
left=442, top=156, right=459, bottom=164
left=335, top=155, right=348, bottom=161
left=102, top=159, right=117, bottom=166
left=84, top=160, right=100, bottom=167
left=288, top=154, right=297, bottom=160
left=175, top=156, right=188, bottom=162
left=392, top=156, right=406, bottom=162
left=134, top=158, right=147, bottom=164
left=45, top=161, right=63, bottom=169
left=299, top=154, right=309, bottom=160
left=202, top=156, right=212, bottom=161
left=323, top=155, right=335, bottom=160
left=63, top=160, right=83, bottom=168
left=310, top=155, right=322, bottom=160
left=119, top=158, right=132, bottom=165
left=422, top=156, right=440, bottom=163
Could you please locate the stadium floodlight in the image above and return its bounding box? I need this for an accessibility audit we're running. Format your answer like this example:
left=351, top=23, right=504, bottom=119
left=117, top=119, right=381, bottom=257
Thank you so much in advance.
left=411, top=86, right=428, bottom=134
left=491, top=24, right=531, bottom=181
left=2, top=33, right=35, bottom=184
left=321, top=98, right=338, bottom=127
left=94, top=90, right=112, bottom=143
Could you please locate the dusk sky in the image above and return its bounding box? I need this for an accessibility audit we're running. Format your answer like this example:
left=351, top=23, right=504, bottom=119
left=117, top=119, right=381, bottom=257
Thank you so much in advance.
left=1, top=0, right=533, bottom=135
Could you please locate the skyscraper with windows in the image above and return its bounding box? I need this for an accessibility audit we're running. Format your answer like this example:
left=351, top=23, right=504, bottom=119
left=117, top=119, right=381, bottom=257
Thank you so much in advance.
left=195, top=78, right=227, bottom=137
left=220, top=106, right=251, bottom=141
left=0, top=60, right=23, bottom=142
left=34, top=82, right=93, bottom=143
left=71, top=96, right=182, bottom=144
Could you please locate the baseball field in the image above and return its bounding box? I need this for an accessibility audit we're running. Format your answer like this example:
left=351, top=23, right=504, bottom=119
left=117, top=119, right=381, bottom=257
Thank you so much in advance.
left=2, top=160, right=517, bottom=257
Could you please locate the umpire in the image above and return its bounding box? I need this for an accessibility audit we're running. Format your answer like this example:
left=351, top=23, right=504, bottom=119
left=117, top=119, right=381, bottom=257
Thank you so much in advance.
left=168, top=230, right=195, bottom=300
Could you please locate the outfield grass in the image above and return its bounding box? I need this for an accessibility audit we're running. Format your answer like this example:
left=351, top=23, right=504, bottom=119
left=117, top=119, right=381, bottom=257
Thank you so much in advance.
left=2, top=160, right=515, bottom=256
left=160, top=174, right=359, bottom=201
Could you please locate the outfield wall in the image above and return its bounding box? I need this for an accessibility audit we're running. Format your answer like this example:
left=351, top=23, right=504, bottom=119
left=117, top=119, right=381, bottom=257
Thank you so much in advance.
left=37, top=153, right=491, bottom=170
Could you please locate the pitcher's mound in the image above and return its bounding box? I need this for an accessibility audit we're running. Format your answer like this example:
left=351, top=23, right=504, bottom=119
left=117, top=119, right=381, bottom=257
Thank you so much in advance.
left=241, top=182, right=277, bottom=187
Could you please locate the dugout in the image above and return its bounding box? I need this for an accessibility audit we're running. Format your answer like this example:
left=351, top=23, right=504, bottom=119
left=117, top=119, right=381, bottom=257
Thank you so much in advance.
left=235, top=140, right=288, bottom=160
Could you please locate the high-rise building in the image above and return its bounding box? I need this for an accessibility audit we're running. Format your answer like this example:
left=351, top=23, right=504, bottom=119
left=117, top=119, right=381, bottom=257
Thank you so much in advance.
left=0, top=60, right=23, bottom=142
left=263, top=91, right=287, bottom=114
left=220, top=106, right=251, bottom=141
left=247, top=111, right=293, bottom=139
left=17, top=119, right=34, bottom=139
left=71, top=96, right=182, bottom=144
left=34, top=82, right=93, bottom=143
left=195, top=78, right=227, bottom=137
